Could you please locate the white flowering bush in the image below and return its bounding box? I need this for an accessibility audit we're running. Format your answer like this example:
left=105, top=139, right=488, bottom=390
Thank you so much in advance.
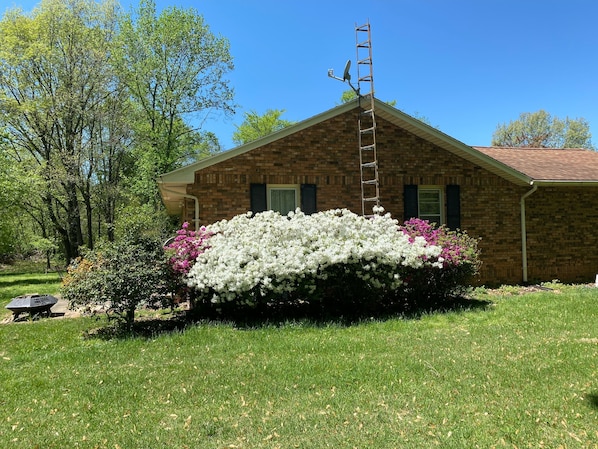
left=186, top=209, right=458, bottom=317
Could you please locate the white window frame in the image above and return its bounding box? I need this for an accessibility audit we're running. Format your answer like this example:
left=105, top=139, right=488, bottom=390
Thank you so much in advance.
left=267, top=184, right=300, bottom=215
left=418, top=186, right=444, bottom=225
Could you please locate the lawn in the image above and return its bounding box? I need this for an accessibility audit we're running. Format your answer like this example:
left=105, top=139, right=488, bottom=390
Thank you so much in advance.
left=1, top=268, right=597, bottom=448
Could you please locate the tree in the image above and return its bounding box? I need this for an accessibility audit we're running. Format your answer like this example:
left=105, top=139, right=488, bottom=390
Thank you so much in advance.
left=492, top=110, right=594, bottom=149
left=0, top=129, right=59, bottom=265
left=0, top=0, right=232, bottom=262
left=0, top=0, right=121, bottom=260
left=339, top=89, right=397, bottom=107
left=232, top=109, right=295, bottom=145
left=0, top=141, right=27, bottom=257
left=113, top=0, right=234, bottom=205
left=86, top=82, right=134, bottom=243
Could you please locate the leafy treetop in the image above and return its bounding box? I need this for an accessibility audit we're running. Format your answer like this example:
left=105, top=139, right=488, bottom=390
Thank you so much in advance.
left=491, top=110, right=594, bottom=149
left=232, top=109, right=295, bottom=146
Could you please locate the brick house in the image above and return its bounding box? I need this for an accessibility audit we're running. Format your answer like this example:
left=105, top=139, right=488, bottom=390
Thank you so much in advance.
left=158, top=98, right=598, bottom=285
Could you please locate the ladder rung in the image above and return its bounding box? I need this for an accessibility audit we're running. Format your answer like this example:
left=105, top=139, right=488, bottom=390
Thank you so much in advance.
left=361, top=161, right=377, bottom=168
left=358, top=76, right=372, bottom=82
left=357, top=42, right=371, bottom=48
left=360, top=109, right=373, bottom=117
left=357, top=58, right=372, bottom=65
left=361, top=144, right=375, bottom=151
left=362, top=179, right=378, bottom=185
left=363, top=197, right=379, bottom=202
left=360, top=127, right=375, bottom=134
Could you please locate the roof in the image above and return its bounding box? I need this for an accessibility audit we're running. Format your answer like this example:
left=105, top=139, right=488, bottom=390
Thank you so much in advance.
left=474, top=146, right=598, bottom=185
left=158, top=98, right=598, bottom=213
left=159, top=98, right=529, bottom=185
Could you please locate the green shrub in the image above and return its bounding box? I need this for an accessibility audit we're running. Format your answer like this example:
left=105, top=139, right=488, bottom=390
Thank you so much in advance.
left=61, top=231, right=172, bottom=331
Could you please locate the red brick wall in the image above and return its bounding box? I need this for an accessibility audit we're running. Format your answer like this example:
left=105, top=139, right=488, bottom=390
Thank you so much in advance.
left=184, top=110, right=595, bottom=285
left=525, top=187, right=598, bottom=284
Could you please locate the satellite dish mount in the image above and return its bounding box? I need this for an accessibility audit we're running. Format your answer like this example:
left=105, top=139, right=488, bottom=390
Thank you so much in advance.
left=328, top=59, right=359, bottom=95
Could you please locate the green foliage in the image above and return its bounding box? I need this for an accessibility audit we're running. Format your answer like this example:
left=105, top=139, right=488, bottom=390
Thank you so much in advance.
left=113, top=202, right=178, bottom=243
left=0, top=0, right=122, bottom=260
left=492, top=110, right=594, bottom=149
left=114, top=0, right=233, bottom=204
left=340, top=89, right=357, bottom=103
left=0, top=0, right=234, bottom=259
left=232, top=109, right=295, bottom=145
left=0, top=143, right=40, bottom=258
left=339, top=89, right=397, bottom=107
left=61, top=230, right=172, bottom=331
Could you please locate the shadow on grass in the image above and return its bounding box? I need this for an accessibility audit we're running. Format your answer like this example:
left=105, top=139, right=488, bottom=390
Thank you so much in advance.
left=84, top=312, right=194, bottom=340
left=84, top=296, right=493, bottom=340
left=585, top=394, right=598, bottom=410
left=0, top=277, right=61, bottom=288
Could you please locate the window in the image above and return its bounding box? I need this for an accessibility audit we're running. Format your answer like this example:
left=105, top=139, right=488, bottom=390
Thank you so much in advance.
left=404, top=185, right=460, bottom=229
left=250, top=183, right=317, bottom=215
left=418, top=187, right=443, bottom=224
left=268, top=185, right=299, bottom=215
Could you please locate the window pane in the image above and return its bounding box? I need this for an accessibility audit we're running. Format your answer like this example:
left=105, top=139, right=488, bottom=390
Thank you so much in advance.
left=420, top=215, right=441, bottom=224
left=419, top=191, right=440, bottom=202
left=419, top=188, right=442, bottom=224
left=419, top=202, right=441, bottom=215
left=270, top=189, right=296, bottom=215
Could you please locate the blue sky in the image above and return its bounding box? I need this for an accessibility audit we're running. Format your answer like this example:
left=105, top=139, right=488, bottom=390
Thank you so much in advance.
left=5, top=0, right=598, bottom=150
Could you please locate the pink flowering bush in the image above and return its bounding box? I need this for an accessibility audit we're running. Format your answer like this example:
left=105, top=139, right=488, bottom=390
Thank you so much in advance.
left=164, top=222, right=213, bottom=305
left=397, top=218, right=481, bottom=307
left=165, top=222, right=213, bottom=275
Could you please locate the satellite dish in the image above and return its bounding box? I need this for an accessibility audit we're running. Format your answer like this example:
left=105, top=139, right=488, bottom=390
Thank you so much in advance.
left=342, top=59, right=351, bottom=82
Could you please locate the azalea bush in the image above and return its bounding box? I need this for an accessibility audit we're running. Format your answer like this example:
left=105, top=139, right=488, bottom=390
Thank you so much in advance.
left=165, top=222, right=213, bottom=276
left=399, top=218, right=481, bottom=307
left=164, top=222, right=212, bottom=306
left=183, top=209, right=480, bottom=318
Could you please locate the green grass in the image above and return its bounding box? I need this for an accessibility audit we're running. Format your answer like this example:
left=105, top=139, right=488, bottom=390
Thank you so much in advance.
left=1, top=269, right=598, bottom=448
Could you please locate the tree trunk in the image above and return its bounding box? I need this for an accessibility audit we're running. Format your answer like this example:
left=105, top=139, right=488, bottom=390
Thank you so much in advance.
left=83, top=192, right=94, bottom=250
left=65, top=182, right=84, bottom=259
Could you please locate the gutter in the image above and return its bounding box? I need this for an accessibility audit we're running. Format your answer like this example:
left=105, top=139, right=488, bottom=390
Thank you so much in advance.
left=159, top=184, right=200, bottom=231
left=520, top=182, right=538, bottom=283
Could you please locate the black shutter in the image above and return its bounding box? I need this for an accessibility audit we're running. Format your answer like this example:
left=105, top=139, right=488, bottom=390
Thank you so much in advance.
left=403, top=185, right=418, bottom=222
left=446, top=184, right=461, bottom=230
left=250, top=183, right=267, bottom=213
left=300, top=184, right=317, bottom=215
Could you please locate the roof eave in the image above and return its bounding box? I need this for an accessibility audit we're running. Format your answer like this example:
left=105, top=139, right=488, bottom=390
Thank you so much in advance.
left=533, top=180, right=598, bottom=186
left=157, top=182, right=189, bottom=215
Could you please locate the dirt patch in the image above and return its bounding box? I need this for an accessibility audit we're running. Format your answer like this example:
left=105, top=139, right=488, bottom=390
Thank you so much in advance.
left=483, top=284, right=562, bottom=296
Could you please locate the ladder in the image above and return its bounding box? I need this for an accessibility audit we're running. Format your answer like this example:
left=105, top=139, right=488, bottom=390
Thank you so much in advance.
left=355, top=21, right=380, bottom=216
